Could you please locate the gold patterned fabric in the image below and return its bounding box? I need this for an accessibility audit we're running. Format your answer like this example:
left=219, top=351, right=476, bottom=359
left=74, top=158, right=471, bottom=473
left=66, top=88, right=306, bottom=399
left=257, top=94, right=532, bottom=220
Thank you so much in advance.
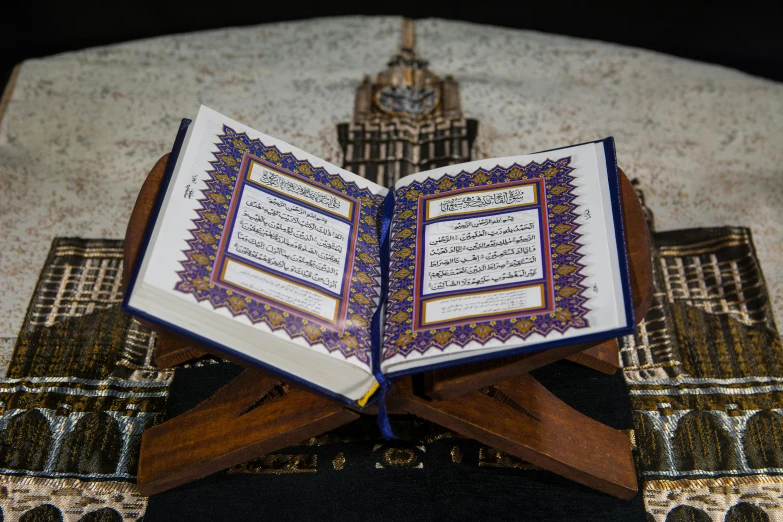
left=622, top=192, right=783, bottom=521
left=0, top=239, right=170, bottom=521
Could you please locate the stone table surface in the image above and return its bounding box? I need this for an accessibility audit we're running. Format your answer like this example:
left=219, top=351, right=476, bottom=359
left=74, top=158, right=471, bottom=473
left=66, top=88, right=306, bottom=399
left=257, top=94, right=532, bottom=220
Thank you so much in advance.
left=1, top=16, right=782, bottom=374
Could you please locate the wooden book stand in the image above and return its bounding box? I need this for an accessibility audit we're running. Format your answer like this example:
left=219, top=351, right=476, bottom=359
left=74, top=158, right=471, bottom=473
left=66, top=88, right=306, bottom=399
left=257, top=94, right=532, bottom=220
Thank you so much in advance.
left=124, top=155, right=653, bottom=499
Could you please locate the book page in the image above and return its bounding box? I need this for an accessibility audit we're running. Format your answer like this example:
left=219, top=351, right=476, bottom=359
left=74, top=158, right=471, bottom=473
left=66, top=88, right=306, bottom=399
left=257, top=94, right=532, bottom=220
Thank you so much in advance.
left=381, top=140, right=630, bottom=375
left=137, top=106, right=388, bottom=373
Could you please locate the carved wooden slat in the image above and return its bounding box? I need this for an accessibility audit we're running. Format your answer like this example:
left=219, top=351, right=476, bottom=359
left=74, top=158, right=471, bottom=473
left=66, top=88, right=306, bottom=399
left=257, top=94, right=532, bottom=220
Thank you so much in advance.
left=565, top=339, right=621, bottom=375
left=137, top=368, right=359, bottom=496
left=388, top=374, right=638, bottom=500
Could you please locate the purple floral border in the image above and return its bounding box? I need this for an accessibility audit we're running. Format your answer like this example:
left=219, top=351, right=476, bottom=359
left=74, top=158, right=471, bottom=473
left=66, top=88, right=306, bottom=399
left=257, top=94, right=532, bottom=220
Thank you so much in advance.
left=174, top=125, right=385, bottom=365
left=383, top=156, right=590, bottom=360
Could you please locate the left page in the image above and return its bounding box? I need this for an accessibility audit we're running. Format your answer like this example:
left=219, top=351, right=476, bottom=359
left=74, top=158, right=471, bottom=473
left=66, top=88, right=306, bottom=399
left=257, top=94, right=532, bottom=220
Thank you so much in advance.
left=126, top=106, right=388, bottom=404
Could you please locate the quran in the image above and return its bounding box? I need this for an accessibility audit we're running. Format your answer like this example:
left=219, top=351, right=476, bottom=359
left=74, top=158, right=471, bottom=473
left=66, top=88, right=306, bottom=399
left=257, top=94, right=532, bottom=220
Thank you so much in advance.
left=123, top=106, right=635, bottom=407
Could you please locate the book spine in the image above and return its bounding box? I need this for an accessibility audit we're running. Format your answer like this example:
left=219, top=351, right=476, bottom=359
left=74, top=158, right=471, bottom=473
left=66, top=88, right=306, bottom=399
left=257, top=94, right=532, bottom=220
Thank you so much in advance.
left=369, top=190, right=396, bottom=438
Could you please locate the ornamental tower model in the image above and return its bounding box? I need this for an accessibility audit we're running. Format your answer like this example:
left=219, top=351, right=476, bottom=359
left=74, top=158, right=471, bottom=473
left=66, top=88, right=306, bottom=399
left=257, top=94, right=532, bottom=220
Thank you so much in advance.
left=338, top=19, right=479, bottom=186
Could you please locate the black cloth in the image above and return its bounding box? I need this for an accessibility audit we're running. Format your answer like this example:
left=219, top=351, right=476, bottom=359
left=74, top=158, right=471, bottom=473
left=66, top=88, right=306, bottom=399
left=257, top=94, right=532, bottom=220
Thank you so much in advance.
left=145, top=361, right=645, bottom=521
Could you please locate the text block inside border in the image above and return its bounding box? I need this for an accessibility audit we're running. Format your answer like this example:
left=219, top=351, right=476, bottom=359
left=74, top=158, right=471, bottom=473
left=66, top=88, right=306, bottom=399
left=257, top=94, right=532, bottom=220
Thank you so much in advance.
left=422, top=284, right=545, bottom=326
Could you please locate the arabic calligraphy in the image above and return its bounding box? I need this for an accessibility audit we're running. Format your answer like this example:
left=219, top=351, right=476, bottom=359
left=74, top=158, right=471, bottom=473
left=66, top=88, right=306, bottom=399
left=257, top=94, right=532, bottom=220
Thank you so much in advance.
left=248, top=162, right=353, bottom=218
left=227, top=185, right=351, bottom=294
left=422, top=208, right=544, bottom=295
left=422, top=285, right=545, bottom=326
left=439, top=188, right=530, bottom=213
left=426, top=182, right=536, bottom=220
left=222, top=259, right=339, bottom=322
left=257, top=169, right=341, bottom=210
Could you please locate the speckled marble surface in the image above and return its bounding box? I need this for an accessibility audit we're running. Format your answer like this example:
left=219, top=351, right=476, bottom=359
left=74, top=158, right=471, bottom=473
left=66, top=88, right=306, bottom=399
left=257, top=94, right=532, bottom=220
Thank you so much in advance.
left=1, top=16, right=782, bottom=373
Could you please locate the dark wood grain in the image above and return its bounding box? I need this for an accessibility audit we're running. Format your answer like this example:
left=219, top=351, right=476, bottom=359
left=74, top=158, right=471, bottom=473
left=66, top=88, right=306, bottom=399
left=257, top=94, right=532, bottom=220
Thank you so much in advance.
left=388, top=374, right=638, bottom=499
left=151, top=329, right=209, bottom=368
left=423, top=169, right=652, bottom=400
left=621, top=170, right=654, bottom=323
left=137, top=368, right=359, bottom=496
left=565, top=339, right=621, bottom=375
left=122, top=153, right=167, bottom=294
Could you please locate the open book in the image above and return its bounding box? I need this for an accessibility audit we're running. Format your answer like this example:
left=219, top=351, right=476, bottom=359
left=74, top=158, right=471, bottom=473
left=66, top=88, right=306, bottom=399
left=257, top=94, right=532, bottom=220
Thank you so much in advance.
left=123, top=106, right=634, bottom=407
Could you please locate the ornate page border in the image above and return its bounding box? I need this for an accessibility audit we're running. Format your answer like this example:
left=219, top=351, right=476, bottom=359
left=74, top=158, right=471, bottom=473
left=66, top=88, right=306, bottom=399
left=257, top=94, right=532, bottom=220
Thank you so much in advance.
left=211, top=154, right=360, bottom=331
left=383, top=156, right=590, bottom=360
left=174, top=125, right=386, bottom=365
left=412, top=178, right=553, bottom=330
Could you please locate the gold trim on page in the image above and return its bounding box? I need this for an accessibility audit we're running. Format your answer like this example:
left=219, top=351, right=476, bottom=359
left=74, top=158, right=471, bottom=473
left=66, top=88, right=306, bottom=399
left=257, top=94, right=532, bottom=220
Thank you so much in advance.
left=424, top=180, right=539, bottom=220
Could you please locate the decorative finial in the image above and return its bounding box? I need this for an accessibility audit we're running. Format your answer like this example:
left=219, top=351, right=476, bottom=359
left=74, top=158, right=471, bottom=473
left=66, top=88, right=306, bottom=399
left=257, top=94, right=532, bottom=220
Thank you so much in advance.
left=401, top=18, right=416, bottom=53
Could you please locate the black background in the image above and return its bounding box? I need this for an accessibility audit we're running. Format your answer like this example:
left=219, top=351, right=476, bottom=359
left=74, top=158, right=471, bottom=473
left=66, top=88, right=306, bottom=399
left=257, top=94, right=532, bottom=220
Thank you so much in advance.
left=1, top=1, right=781, bottom=95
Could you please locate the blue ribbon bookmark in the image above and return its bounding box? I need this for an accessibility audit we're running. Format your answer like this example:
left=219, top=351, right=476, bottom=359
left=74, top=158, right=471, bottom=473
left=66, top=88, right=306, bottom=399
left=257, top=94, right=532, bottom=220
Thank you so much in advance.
left=369, top=190, right=396, bottom=439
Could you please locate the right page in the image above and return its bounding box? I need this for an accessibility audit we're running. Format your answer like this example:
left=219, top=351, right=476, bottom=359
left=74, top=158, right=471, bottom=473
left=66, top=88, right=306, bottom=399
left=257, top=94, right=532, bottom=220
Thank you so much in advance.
left=380, top=138, right=634, bottom=377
